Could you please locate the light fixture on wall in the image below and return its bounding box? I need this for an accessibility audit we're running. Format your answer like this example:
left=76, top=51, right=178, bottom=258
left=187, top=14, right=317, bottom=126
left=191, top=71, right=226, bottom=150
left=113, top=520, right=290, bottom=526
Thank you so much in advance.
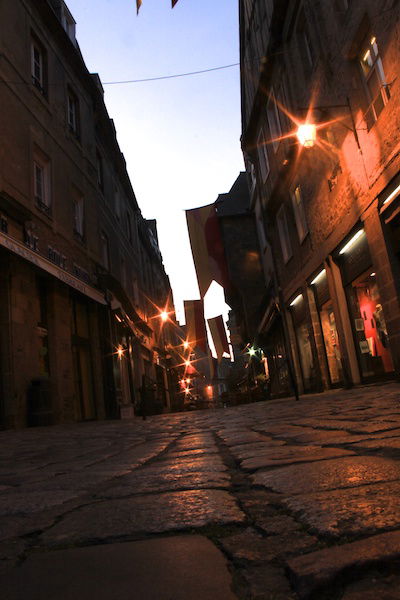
left=296, top=97, right=361, bottom=150
left=296, top=123, right=317, bottom=148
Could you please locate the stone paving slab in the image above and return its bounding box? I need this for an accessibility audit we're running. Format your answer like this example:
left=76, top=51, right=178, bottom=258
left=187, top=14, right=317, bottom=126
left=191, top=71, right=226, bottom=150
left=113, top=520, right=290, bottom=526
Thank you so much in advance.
left=341, top=573, right=400, bottom=599
left=228, top=441, right=287, bottom=461
left=135, top=454, right=227, bottom=474
left=17, top=470, right=131, bottom=492
left=241, top=446, right=354, bottom=471
left=286, top=529, right=400, bottom=599
left=237, top=565, right=296, bottom=600
left=221, top=527, right=318, bottom=563
left=218, top=431, right=271, bottom=445
left=0, top=490, right=83, bottom=516
left=252, top=455, right=400, bottom=495
left=283, top=480, right=400, bottom=537
left=0, top=512, right=58, bottom=542
left=2, top=536, right=238, bottom=600
left=96, top=470, right=231, bottom=497
left=349, top=437, right=400, bottom=450
left=40, top=489, right=246, bottom=546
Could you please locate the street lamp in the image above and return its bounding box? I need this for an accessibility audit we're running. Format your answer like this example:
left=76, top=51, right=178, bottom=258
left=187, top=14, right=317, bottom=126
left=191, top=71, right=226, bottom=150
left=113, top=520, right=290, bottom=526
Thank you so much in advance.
left=296, top=123, right=317, bottom=148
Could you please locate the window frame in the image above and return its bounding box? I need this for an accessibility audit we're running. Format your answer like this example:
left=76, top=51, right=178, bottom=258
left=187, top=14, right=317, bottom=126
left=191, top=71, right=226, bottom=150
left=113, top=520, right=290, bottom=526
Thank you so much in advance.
left=67, top=87, right=80, bottom=137
left=267, top=88, right=282, bottom=152
left=31, top=35, right=47, bottom=96
left=276, top=204, right=293, bottom=264
left=33, top=149, right=51, bottom=215
left=291, top=184, right=309, bottom=243
left=257, top=126, right=270, bottom=183
left=73, top=194, right=84, bottom=239
left=359, top=35, right=390, bottom=128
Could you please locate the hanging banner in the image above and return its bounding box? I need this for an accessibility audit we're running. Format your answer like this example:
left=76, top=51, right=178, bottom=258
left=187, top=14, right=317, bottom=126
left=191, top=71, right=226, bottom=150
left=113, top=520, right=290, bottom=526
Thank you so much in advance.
left=184, top=299, right=208, bottom=354
left=207, top=315, right=229, bottom=361
left=186, top=203, right=229, bottom=297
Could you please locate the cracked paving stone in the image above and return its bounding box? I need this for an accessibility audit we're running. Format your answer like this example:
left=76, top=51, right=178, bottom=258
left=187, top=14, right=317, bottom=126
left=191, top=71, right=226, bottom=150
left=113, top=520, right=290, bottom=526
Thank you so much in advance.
left=135, top=455, right=227, bottom=475
left=237, top=565, right=296, bottom=600
left=161, top=447, right=219, bottom=459
left=283, top=480, right=400, bottom=537
left=40, top=489, right=246, bottom=546
left=286, top=529, right=400, bottom=599
left=349, top=437, right=400, bottom=451
left=252, top=455, right=400, bottom=495
left=218, top=431, right=271, bottom=446
left=0, top=490, right=83, bottom=516
left=283, top=430, right=367, bottom=445
left=0, top=512, right=58, bottom=542
left=96, top=470, right=231, bottom=497
left=221, top=527, right=318, bottom=563
left=241, top=446, right=354, bottom=471
left=229, top=441, right=286, bottom=461
left=19, top=470, right=131, bottom=492
left=341, top=573, right=400, bottom=600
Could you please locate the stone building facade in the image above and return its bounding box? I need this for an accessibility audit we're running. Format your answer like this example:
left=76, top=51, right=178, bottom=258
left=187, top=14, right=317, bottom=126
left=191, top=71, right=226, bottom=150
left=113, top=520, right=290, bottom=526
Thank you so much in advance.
left=239, top=0, right=400, bottom=395
left=0, top=0, right=178, bottom=428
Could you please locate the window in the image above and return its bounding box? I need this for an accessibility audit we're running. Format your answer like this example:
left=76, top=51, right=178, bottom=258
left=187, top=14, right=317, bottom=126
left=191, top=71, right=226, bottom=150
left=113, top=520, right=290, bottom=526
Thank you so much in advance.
left=31, top=37, right=47, bottom=95
left=33, top=149, right=51, bottom=215
left=100, top=231, right=110, bottom=270
left=257, top=127, right=270, bottom=183
left=24, top=225, right=38, bottom=251
left=48, top=247, right=66, bottom=269
left=0, top=214, right=7, bottom=234
left=291, top=185, right=308, bottom=242
left=267, top=89, right=282, bottom=152
left=360, top=35, right=390, bottom=128
left=61, top=3, right=77, bottom=45
left=67, top=88, right=80, bottom=136
left=296, top=9, right=315, bottom=77
left=276, top=205, right=292, bottom=263
left=73, top=194, right=84, bottom=239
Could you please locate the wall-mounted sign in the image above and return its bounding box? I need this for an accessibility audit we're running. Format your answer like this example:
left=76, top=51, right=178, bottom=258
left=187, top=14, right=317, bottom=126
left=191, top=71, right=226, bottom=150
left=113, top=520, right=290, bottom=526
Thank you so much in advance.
left=0, top=230, right=106, bottom=305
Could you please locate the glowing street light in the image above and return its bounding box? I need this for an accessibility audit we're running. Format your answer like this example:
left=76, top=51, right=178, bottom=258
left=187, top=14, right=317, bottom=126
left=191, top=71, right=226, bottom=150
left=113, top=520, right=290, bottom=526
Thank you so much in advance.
left=248, top=346, right=256, bottom=357
left=160, top=311, right=169, bottom=322
left=117, top=345, right=124, bottom=360
left=296, top=123, right=317, bottom=148
left=183, top=340, right=190, bottom=349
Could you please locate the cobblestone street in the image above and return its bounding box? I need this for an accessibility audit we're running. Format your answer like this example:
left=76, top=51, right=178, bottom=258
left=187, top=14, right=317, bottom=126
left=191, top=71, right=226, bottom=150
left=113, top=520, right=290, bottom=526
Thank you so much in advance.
left=3, top=383, right=400, bottom=599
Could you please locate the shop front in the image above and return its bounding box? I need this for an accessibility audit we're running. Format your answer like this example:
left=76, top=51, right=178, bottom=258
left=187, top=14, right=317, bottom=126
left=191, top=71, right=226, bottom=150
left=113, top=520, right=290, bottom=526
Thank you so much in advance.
left=310, top=269, right=343, bottom=387
left=338, top=228, right=394, bottom=381
left=289, top=293, right=320, bottom=392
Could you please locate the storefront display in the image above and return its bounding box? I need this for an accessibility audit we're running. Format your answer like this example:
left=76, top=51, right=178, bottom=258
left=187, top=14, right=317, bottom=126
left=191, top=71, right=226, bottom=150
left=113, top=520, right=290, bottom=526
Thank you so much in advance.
left=347, top=271, right=394, bottom=378
left=311, top=268, right=344, bottom=387
left=319, top=300, right=343, bottom=385
left=289, top=294, right=319, bottom=392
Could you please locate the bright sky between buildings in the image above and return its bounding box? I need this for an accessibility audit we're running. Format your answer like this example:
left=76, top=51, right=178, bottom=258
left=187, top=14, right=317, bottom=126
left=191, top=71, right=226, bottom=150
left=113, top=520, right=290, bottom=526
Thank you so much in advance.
left=65, top=0, right=244, bottom=324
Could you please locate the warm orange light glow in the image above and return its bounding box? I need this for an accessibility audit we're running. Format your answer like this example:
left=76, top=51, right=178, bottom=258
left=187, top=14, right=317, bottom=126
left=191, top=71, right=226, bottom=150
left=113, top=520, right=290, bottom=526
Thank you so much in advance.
left=184, top=388, right=190, bottom=395
left=296, top=123, right=317, bottom=148
left=186, top=378, right=191, bottom=384
left=185, top=360, right=191, bottom=367
left=160, top=311, right=169, bottom=322
left=183, top=340, right=190, bottom=349
left=117, top=346, right=124, bottom=360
